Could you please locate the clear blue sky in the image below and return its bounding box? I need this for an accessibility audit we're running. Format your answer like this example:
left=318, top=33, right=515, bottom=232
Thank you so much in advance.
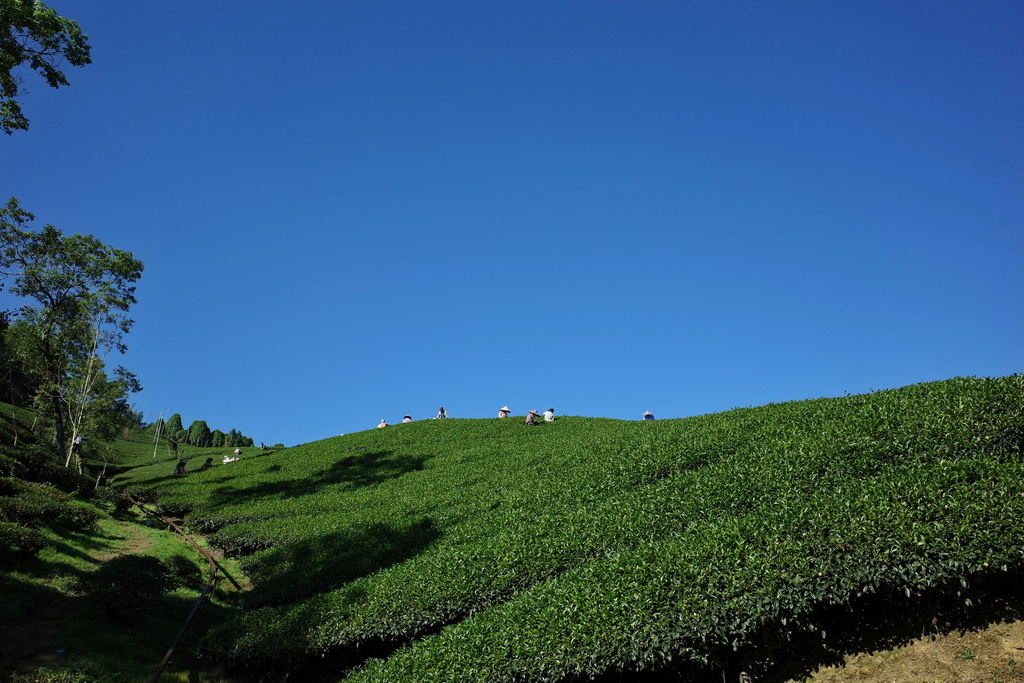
left=3, top=1, right=1021, bottom=446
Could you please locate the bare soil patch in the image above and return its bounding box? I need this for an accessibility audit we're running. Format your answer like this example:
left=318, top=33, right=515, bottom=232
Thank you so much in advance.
left=798, top=619, right=1024, bottom=682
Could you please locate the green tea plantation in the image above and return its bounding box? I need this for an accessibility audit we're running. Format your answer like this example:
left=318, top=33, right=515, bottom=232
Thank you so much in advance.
left=114, top=375, right=1024, bottom=681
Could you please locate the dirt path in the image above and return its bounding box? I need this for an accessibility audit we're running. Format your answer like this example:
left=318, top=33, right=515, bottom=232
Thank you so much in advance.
left=95, top=518, right=153, bottom=561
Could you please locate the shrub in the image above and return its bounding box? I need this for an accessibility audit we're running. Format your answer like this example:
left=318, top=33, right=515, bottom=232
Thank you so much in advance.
left=118, top=485, right=160, bottom=504
left=164, top=554, right=203, bottom=588
left=75, top=554, right=173, bottom=614
left=7, top=665, right=102, bottom=682
left=0, top=488, right=64, bottom=527
left=0, top=521, right=48, bottom=555
left=57, top=503, right=99, bottom=531
left=94, top=486, right=132, bottom=516
left=0, top=451, right=26, bottom=477
left=154, top=501, right=192, bottom=518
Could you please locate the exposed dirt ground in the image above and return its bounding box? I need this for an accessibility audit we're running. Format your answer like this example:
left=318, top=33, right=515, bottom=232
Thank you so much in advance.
left=797, top=619, right=1024, bottom=682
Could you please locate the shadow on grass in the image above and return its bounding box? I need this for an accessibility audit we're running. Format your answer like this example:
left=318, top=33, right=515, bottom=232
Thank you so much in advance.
left=243, top=516, right=441, bottom=608
left=1, top=523, right=137, bottom=581
left=206, top=450, right=430, bottom=505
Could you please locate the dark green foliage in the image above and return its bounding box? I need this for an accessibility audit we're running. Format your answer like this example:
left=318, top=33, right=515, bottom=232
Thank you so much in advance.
left=0, top=311, right=37, bottom=406
left=0, top=449, right=26, bottom=477
left=0, top=479, right=68, bottom=526
left=153, top=500, right=192, bottom=518
left=118, top=376, right=1024, bottom=680
left=148, top=412, right=254, bottom=450
left=163, top=554, right=203, bottom=588
left=0, top=480, right=97, bottom=531
left=57, top=501, right=98, bottom=530
left=0, top=519, right=48, bottom=555
left=119, top=485, right=159, bottom=505
left=12, top=443, right=92, bottom=492
left=0, top=199, right=143, bottom=461
left=3, top=666, right=102, bottom=682
left=188, top=420, right=211, bottom=447
left=164, top=414, right=183, bottom=441
left=93, top=486, right=132, bottom=515
left=75, top=554, right=173, bottom=614
left=0, top=0, right=92, bottom=134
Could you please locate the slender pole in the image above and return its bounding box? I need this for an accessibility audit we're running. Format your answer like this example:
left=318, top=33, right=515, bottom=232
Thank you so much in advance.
left=148, top=562, right=217, bottom=683
left=152, top=409, right=166, bottom=458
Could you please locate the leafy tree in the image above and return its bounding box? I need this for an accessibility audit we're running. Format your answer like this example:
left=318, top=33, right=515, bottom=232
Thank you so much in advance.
left=210, top=429, right=225, bottom=448
left=0, top=0, right=92, bottom=134
left=74, top=362, right=142, bottom=442
left=0, top=198, right=143, bottom=465
left=188, top=419, right=211, bottom=447
left=164, top=413, right=183, bottom=442
left=0, top=309, right=35, bottom=408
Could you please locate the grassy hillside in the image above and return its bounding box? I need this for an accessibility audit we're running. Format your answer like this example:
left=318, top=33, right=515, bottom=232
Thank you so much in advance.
left=0, top=406, right=248, bottom=682
left=110, top=375, right=1024, bottom=681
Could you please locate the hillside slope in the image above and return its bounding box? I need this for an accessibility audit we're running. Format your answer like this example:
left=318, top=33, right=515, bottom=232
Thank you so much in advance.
left=114, top=375, right=1024, bottom=681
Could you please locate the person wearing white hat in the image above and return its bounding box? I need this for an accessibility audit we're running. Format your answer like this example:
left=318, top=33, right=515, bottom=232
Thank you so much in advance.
left=498, top=406, right=511, bottom=418
left=377, top=419, right=389, bottom=428
left=643, top=411, right=655, bottom=421
left=525, top=410, right=540, bottom=426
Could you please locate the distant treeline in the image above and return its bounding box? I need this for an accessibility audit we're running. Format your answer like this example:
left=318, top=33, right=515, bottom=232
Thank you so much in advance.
left=149, top=414, right=254, bottom=449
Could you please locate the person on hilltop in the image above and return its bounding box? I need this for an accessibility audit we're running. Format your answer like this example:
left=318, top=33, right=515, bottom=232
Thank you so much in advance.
left=377, top=419, right=389, bottom=428
left=223, top=454, right=239, bottom=463
left=200, top=457, right=214, bottom=470
left=643, top=411, right=655, bottom=421
left=234, top=447, right=242, bottom=456
left=498, top=406, right=511, bottom=418
left=173, top=458, right=188, bottom=475
left=543, top=408, right=556, bottom=422
left=402, top=415, right=413, bottom=423
left=434, top=407, right=448, bottom=419
left=525, top=410, right=540, bottom=426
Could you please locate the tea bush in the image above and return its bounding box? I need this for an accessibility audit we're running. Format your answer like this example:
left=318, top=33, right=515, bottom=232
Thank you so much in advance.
left=0, top=520, right=48, bottom=555
left=75, top=554, right=174, bottom=615
left=164, top=553, right=203, bottom=588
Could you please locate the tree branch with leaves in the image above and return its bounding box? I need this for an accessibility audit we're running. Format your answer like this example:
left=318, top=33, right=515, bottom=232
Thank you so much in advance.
left=0, top=0, right=91, bottom=134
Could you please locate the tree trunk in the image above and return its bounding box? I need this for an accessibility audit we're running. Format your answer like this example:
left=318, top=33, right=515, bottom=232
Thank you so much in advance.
left=54, top=395, right=69, bottom=466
